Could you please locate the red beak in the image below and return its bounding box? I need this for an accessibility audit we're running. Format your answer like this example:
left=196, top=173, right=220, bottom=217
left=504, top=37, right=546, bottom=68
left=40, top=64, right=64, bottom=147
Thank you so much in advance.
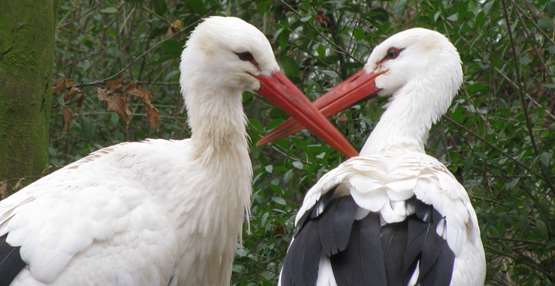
left=256, top=71, right=358, bottom=158
left=257, top=70, right=383, bottom=149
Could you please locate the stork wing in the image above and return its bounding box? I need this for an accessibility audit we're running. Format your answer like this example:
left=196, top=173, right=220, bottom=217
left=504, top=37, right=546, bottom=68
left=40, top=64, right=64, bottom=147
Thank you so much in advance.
left=0, top=141, right=180, bottom=284
left=296, top=151, right=481, bottom=253
left=282, top=150, right=485, bottom=286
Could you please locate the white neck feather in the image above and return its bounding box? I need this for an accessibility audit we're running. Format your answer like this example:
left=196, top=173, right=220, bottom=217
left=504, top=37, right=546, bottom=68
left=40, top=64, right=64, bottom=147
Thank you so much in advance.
left=167, top=85, right=253, bottom=285
left=360, top=70, right=457, bottom=155
left=186, top=88, right=249, bottom=161
left=185, top=84, right=253, bottom=215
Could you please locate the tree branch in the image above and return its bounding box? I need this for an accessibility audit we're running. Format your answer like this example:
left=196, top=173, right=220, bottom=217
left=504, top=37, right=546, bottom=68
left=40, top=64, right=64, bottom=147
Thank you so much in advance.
left=485, top=245, right=554, bottom=281
left=277, top=0, right=363, bottom=64
left=500, top=0, right=539, bottom=155
left=76, top=16, right=206, bottom=88
left=444, top=115, right=553, bottom=194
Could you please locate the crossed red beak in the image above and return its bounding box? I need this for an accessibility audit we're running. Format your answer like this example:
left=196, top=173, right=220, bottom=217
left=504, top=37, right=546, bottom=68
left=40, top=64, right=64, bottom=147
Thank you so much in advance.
left=256, top=71, right=358, bottom=157
left=257, top=69, right=383, bottom=157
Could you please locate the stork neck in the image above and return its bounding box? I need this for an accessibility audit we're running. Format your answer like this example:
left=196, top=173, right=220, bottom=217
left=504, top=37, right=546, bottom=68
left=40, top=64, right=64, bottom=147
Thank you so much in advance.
left=360, top=78, right=449, bottom=155
left=186, top=88, right=250, bottom=162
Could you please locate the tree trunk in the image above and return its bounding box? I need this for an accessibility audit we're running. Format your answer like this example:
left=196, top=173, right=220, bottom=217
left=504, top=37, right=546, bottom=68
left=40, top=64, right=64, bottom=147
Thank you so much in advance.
left=0, top=0, right=56, bottom=196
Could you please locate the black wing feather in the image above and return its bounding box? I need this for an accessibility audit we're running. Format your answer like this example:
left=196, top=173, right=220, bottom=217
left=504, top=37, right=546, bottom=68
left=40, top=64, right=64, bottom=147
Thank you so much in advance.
left=281, top=218, right=322, bottom=286
left=0, top=234, right=26, bottom=286
left=331, top=213, right=387, bottom=286
left=380, top=221, right=409, bottom=286
left=403, top=217, right=426, bottom=283
left=420, top=236, right=455, bottom=286
left=318, top=196, right=357, bottom=256
left=418, top=210, right=455, bottom=285
left=282, top=193, right=456, bottom=286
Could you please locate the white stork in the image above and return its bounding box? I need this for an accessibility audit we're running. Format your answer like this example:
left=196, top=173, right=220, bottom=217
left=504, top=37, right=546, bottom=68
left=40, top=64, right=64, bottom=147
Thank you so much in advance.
left=0, top=16, right=355, bottom=286
left=265, top=28, right=486, bottom=285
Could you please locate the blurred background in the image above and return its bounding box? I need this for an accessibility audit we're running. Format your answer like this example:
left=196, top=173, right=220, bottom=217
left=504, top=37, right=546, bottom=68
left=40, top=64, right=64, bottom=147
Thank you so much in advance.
left=3, top=0, right=554, bottom=285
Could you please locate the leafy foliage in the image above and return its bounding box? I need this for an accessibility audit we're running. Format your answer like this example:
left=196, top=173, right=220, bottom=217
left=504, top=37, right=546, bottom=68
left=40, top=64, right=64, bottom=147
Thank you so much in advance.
left=47, top=0, right=554, bottom=285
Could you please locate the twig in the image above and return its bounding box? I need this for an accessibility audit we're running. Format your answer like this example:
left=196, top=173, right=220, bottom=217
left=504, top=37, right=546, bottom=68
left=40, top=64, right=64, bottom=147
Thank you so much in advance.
left=444, top=115, right=551, bottom=189
left=501, top=0, right=555, bottom=196
left=512, top=4, right=550, bottom=82
left=469, top=194, right=502, bottom=206
left=76, top=17, right=205, bottom=88
left=141, top=5, right=172, bottom=25
left=135, top=81, right=179, bottom=86
left=513, top=0, right=555, bottom=46
left=485, top=245, right=554, bottom=281
left=486, top=235, right=546, bottom=246
left=119, top=7, right=136, bottom=35
left=270, top=145, right=305, bottom=164
left=501, top=0, right=540, bottom=155
left=494, top=67, right=555, bottom=120
left=277, top=0, right=363, bottom=64
left=77, top=111, right=185, bottom=120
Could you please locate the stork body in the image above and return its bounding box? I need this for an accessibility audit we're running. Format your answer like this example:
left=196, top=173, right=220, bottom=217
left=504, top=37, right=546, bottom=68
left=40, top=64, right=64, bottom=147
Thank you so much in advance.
left=277, top=28, right=486, bottom=286
left=1, top=137, right=248, bottom=286
left=0, top=16, right=353, bottom=286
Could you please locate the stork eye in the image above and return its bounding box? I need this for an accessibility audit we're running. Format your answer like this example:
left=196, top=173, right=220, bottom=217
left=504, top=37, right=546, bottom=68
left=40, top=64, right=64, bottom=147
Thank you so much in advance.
left=235, top=51, right=255, bottom=62
left=385, top=47, right=402, bottom=59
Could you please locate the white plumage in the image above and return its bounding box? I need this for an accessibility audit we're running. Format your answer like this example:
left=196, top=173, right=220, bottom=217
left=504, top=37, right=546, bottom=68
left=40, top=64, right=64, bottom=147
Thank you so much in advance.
left=277, top=28, right=486, bottom=286
left=0, top=16, right=348, bottom=286
left=294, top=149, right=485, bottom=285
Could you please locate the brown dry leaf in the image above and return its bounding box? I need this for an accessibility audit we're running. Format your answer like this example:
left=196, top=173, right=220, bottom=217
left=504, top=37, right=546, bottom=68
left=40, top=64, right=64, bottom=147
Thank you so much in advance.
left=145, top=105, right=160, bottom=129
left=315, top=10, right=330, bottom=27
left=97, top=88, right=132, bottom=125
left=63, top=106, right=73, bottom=132
left=169, top=19, right=184, bottom=35
left=76, top=91, right=86, bottom=108
left=53, top=79, right=67, bottom=94
left=53, top=79, right=77, bottom=94
left=127, top=85, right=151, bottom=101
left=64, top=86, right=83, bottom=103
left=105, top=78, right=124, bottom=92
left=128, top=86, right=160, bottom=129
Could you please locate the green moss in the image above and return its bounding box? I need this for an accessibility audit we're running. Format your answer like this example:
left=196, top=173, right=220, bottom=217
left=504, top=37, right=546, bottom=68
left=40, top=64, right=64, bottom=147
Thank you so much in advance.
left=0, top=0, right=55, bottom=192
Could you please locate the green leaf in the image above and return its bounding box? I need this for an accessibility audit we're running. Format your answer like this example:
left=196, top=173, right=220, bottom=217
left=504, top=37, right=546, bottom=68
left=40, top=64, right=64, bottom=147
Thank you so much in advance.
left=272, top=196, right=287, bottom=205
left=185, top=0, right=206, bottom=13
left=159, top=39, right=182, bottom=61
left=447, top=13, right=458, bottom=22
left=278, top=55, right=300, bottom=80
left=265, top=165, right=273, bottom=173
left=300, top=15, right=312, bottom=22
left=536, top=219, right=548, bottom=239
left=100, top=7, right=118, bottom=13
left=537, top=16, right=553, bottom=31
left=368, top=8, right=389, bottom=22
left=467, top=82, right=489, bottom=94
left=283, top=169, right=294, bottom=183
left=292, top=161, right=304, bottom=170
left=151, top=0, right=167, bottom=15
left=353, top=27, right=365, bottom=40
left=433, top=11, right=441, bottom=22
left=539, top=152, right=552, bottom=168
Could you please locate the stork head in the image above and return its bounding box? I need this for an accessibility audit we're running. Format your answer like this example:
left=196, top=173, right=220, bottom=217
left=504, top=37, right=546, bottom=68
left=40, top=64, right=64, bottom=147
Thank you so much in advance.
left=180, top=16, right=357, bottom=157
left=309, top=27, right=463, bottom=116
left=364, top=28, right=462, bottom=100
left=257, top=28, right=463, bottom=146
left=180, top=16, right=279, bottom=92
